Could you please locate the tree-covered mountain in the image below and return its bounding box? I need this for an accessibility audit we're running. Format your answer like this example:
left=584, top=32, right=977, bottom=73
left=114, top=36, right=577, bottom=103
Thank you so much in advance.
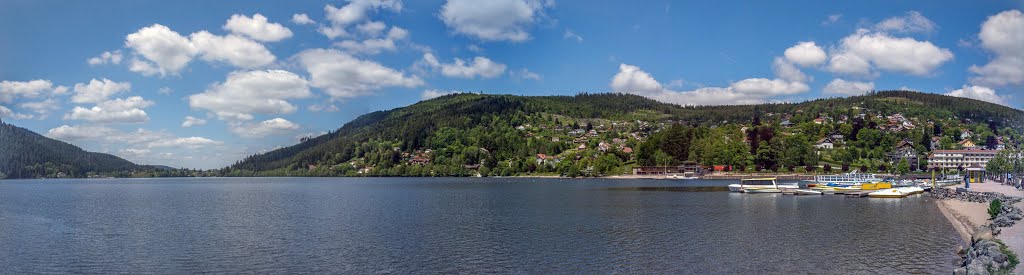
left=0, top=119, right=140, bottom=179
left=224, top=90, right=1023, bottom=177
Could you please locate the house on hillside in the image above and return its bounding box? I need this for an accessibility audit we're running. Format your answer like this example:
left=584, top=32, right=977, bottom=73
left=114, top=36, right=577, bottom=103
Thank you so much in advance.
left=959, top=139, right=979, bottom=150
left=888, top=140, right=920, bottom=169
left=780, top=120, right=794, bottom=128
left=815, top=137, right=834, bottom=150
left=961, top=129, right=973, bottom=140
left=931, top=136, right=942, bottom=150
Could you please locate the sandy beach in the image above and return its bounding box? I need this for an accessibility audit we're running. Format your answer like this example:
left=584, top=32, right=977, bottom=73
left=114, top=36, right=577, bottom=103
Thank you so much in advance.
left=935, top=179, right=1024, bottom=273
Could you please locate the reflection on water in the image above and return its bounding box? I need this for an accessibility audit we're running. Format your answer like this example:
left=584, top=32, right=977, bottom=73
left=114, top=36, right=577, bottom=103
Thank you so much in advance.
left=0, top=177, right=960, bottom=273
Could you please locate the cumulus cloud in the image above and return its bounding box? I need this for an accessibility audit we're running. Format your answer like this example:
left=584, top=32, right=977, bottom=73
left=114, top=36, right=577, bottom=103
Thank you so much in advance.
left=149, top=136, right=223, bottom=148
left=421, top=89, right=463, bottom=100
left=308, top=103, right=339, bottom=112
left=783, top=41, right=826, bottom=67
left=71, top=78, right=131, bottom=103
left=440, top=0, right=553, bottom=42
left=181, top=116, right=207, bottom=127
left=125, top=24, right=198, bottom=76
left=223, top=13, right=293, bottom=42
left=190, top=31, right=276, bottom=68
left=823, top=78, right=875, bottom=96
left=87, top=50, right=123, bottom=66
left=875, top=11, right=937, bottom=34
left=64, top=96, right=154, bottom=123
left=511, top=68, right=542, bottom=81
left=420, top=53, right=507, bottom=79
left=0, top=105, right=33, bottom=120
left=297, top=48, right=422, bottom=99
left=821, top=14, right=842, bottom=26
left=827, top=29, right=953, bottom=76
left=231, top=118, right=300, bottom=138
left=336, top=26, right=408, bottom=55
left=356, top=21, right=387, bottom=36
left=772, top=57, right=807, bottom=83
left=320, top=0, right=402, bottom=39
left=188, top=70, right=311, bottom=121
left=292, top=13, right=315, bottom=25
left=969, top=10, right=1024, bottom=87
left=946, top=85, right=1009, bottom=105
left=610, top=63, right=807, bottom=106
left=19, top=98, right=60, bottom=118
left=0, top=79, right=67, bottom=103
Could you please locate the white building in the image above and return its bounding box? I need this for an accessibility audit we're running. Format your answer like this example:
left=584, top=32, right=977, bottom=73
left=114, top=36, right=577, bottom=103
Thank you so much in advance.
left=927, top=150, right=998, bottom=170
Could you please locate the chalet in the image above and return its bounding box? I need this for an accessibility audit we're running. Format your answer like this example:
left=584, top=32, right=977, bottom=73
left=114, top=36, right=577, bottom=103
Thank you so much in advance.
left=577, top=144, right=587, bottom=150
left=959, top=139, right=979, bottom=150
left=780, top=120, right=794, bottom=128
left=996, top=137, right=1006, bottom=150
left=815, top=137, right=834, bottom=150
left=621, top=146, right=633, bottom=154
left=598, top=142, right=610, bottom=152
left=888, top=140, right=920, bottom=169
left=961, top=129, right=973, bottom=140
left=930, top=136, right=942, bottom=150
left=569, top=129, right=586, bottom=136
left=813, top=117, right=825, bottom=124
left=828, top=131, right=845, bottom=142
left=409, top=155, right=430, bottom=166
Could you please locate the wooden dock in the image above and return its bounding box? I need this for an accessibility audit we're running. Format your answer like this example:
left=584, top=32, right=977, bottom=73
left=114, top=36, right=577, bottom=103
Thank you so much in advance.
left=844, top=191, right=873, bottom=197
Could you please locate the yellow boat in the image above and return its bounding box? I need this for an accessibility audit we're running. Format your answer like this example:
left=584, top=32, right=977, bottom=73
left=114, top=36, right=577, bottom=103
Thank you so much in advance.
left=860, top=182, right=892, bottom=190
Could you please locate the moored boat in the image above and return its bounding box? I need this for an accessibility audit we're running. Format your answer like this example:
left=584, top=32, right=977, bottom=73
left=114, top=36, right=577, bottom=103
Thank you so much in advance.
left=728, top=178, right=798, bottom=193
left=793, top=189, right=823, bottom=195
left=868, top=188, right=910, bottom=198
left=814, top=172, right=882, bottom=185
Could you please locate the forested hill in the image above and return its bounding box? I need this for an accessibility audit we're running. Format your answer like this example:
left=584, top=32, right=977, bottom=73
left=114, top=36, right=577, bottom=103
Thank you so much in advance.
left=0, top=119, right=139, bottom=178
left=226, top=90, right=1024, bottom=176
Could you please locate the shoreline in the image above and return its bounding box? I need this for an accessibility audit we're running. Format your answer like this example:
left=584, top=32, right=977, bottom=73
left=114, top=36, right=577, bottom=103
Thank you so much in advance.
left=932, top=180, right=1024, bottom=273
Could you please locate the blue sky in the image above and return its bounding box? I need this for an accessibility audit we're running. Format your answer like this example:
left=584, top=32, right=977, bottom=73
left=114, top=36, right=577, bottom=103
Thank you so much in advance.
left=1, top=0, right=1022, bottom=169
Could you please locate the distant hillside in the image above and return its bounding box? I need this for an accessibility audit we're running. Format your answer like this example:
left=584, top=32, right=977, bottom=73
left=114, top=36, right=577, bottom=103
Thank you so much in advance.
left=0, top=119, right=139, bottom=178
left=225, top=90, right=1024, bottom=176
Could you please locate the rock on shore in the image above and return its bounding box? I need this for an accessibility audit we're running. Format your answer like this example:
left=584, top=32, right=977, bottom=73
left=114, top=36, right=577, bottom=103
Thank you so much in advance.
left=954, top=239, right=1015, bottom=275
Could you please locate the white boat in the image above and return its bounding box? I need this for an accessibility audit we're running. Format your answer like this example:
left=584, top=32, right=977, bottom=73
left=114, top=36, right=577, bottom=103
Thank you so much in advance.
left=792, top=189, right=823, bottom=195
left=665, top=173, right=698, bottom=180
left=745, top=187, right=783, bottom=193
left=868, top=188, right=910, bottom=198
left=814, top=172, right=882, bottom=185
left=729, top=178, right=799, bottom=193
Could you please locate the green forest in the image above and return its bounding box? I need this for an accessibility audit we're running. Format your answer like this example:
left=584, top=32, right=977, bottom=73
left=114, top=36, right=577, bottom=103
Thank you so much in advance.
left=221, top=90, right=1024, bottom=177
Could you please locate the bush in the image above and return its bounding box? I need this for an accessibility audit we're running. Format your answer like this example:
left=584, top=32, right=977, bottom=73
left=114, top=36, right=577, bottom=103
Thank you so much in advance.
left=989, top=199, right=1003, bottom=219
left=823, top=163, right=832, bottom=173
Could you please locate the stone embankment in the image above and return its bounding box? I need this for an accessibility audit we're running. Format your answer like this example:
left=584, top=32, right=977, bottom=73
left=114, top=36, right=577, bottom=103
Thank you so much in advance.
left=936, top=188, right=1022, bottom=274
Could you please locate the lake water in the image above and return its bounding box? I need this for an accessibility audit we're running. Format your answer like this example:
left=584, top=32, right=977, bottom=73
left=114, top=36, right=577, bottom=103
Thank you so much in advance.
left=0, top=177, right=961, bottom=274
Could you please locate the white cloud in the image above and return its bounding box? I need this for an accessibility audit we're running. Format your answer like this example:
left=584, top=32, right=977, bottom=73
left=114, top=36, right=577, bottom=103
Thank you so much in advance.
left=297, top=48, right=422, bottom=99
left=19, top=98, right=60, bottom=118
left=0, top=79, right=67, bottom=103
left=827, top=29, right=953, bottom=76
left=224, top=13, right=293, bottom=42
left=125, top=24, right=198, bottom=76
left=308, top=103, right=340, bottom=112
left=64, top=96, right=153, bottom=123
left=149, top=136, right=223, bottom=148
left=87, top=50, right=123, bottom=66
left=730, top=78, right=808, bottom=96
left=0, top=105, right=33, bottom=120
left=440, top=0, right=553, bottom=42
left=190, top=31, right=276, bottom=68
left=772, top=57, right=807, bottom=83
left=946, top=85, right=1009, bottom=105
left=188, top=70, right=311, bottom=121
left=420, top=53, right=507, bottom=79
left=783, top=41, right=826, bottom=67
left=610, top=63, right=803, bottom=106
left=320, top=0, right=402, bottom=39
left=564, top=28, right=583, bottom=43
left=46, top=125, right=116, bottom=140
left=821, top=14, right=842, bottom=26
left=875, top=11, right=937, bottom=34
left=969, top=10, right=1024, bottom=87
left=157, top=87, right=173, bottom=95
left=292, top=13, right=315, bottom=25
left=71, top=78, right=131, bottom=103
left=356, top=21, right=387, bottom=36
left=231, top=118, right=300, bottom=138
left=511, top=68, right=542, bottom=81
left=823, top=78, right=875, bottom=96
left=181, top=116, right=207, bottom=127
left=421, top=89, right=463, bottom=100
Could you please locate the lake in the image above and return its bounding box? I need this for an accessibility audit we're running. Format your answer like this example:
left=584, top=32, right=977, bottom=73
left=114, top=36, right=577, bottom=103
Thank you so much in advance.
left=0, top=177, right=961, bottom=273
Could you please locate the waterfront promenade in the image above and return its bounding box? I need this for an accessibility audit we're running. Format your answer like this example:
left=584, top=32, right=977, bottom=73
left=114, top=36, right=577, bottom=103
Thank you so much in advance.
left=938, top=179, right=1024, bottom=274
